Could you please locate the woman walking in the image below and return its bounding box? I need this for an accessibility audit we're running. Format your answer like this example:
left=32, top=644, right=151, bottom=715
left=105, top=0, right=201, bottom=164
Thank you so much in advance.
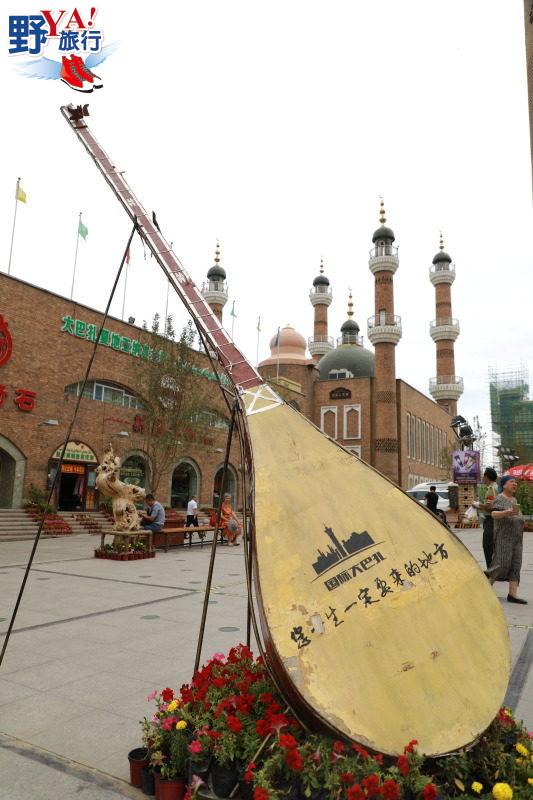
left=488, top=476, right=527, bottom=604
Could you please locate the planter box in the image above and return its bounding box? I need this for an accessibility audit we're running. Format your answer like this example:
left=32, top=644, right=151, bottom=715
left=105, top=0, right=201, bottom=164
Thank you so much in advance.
left=94, top=550, right=155, bottom=561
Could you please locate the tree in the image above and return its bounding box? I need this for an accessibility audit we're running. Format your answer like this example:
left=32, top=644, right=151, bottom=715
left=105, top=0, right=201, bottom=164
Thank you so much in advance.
left=129, top=314, right=210, bottom=495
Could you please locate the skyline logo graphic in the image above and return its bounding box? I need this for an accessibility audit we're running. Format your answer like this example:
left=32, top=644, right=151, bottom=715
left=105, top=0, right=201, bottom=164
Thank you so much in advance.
left=312, top=525, right=375, bottom=576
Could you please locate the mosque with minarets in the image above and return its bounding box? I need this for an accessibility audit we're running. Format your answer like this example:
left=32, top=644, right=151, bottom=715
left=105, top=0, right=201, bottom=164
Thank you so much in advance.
left=202, top=202, right=463, bottom=490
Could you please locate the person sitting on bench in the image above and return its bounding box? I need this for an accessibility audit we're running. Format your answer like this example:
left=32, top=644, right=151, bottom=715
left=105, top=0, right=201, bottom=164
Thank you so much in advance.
left=140, top=493, right=166, bottom=532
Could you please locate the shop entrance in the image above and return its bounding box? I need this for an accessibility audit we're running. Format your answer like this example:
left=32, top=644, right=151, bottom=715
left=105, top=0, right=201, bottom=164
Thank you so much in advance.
left=171, top=461, right=198, bottom=509
left=49, top=441, right=99, bottom=511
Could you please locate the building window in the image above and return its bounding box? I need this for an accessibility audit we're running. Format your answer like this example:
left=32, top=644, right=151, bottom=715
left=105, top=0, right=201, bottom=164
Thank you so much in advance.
left=345, top=445, right=361, bottom=458
left=343, top=405, right=361, bottom=439
left=406, top=413, right=411, bottom=458
left=328, top=369, right=354, bottom=380
left=65, top=380, right=142, bottom=410
left=410, top=415, right=416, bottom=459
left=320, top=406, right=338, bottom=439
left=416, top=419, right=421, bottom=461
left=190, top=410, right=229, bottom=430
left=120, top=454, right=148, bottom=488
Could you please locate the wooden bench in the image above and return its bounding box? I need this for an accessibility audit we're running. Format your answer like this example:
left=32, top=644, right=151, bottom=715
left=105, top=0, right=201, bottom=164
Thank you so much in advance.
left=154, top=526, right=226, bottom=552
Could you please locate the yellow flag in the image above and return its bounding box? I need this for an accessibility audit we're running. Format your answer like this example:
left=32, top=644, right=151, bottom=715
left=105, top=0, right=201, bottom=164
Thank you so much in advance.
left=16, top=184, right=27, bottom=203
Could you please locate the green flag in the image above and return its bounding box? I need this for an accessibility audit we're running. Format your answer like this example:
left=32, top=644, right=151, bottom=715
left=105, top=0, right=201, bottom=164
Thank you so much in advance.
left=78, top=219, right=88, bottom=240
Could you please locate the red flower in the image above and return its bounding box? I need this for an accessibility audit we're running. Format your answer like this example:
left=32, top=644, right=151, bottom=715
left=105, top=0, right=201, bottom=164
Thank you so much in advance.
left=285, top=747, right=304, bottom=772
left=382, top=780, right=399, bottom=800
left=397, top=755, right=410, bottom=776
left=352, top=743, right=369, bottom=760
left=279, top=734, right=298, bottom=750
left=341, top=772, right=355, bottom=784
left=161, top=716, right=178, bottom=731
left=259, top=692, right=274, bottom=704
left=244, top=762, right=256, bottom=783
left=421, top=784, right=437, bottom=800
left=161, top=688, right=174, bottom=702
left=346, top=785, right=366, bottom=800
left=268, top=701, right=282, bottom=714
left=254, top=789, right=269, bottom=800
left=362, top=774, right=382, bottom=797
left=403, top=739, right=418, bottom=754
left=372, top=754, right=384, bottom=766
left=212, top=677, right=227, bottom=688
left=333, top=740, right=346, bottom=754
left=227, top=715, right=243, bottom=733
left=255, top=719, right=271, bottom=738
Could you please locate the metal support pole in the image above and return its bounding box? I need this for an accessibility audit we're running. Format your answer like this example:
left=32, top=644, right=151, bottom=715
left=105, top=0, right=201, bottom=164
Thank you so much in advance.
left=194, top=400, right=239, bottom=673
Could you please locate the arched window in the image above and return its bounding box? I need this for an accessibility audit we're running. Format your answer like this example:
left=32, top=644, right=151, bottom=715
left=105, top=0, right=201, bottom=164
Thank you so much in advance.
left=0, top=434, right=26, bottom=508
left=213, top=464, right=238, bottom=508
left=64, top=379, right=143, bottom=409
left=171, top=459, right=200, bottom=509
left=121, top=453, right=149, bottom=488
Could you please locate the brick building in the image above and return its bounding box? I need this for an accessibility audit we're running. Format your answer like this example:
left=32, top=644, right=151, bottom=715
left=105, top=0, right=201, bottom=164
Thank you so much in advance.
left=0, top=210, right=462, bottom=509
left=0, top=272, right=241, bottom=511
left=258, top=205, right=463, bottom=490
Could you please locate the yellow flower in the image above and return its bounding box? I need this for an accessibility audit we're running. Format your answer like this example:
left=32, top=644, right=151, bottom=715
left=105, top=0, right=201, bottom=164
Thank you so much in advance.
left=176, top=720, right=187, bottom=730
left=492, top=783, right=513, bottom=800
left=528, top=778, right=533, bottom=786
left=515, top=742, right=529, bottom=757
left=471, top=782, right=483, bottom=794
left=166, top=700, right=178, bottom=712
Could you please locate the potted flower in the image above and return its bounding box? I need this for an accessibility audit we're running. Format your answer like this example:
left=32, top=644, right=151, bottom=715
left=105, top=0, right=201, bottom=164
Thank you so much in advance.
left=142, top=690, right=189, bottom=800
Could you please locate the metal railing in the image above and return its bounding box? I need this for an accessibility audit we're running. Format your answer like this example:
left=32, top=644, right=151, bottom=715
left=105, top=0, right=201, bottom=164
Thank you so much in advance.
left=337, top=333, right=364, bottom=346
left=312, top=285, right=332, bottom=295
left=430, top=317, right=459, bottom=328
left=430, top=264, right=455, bottom=275
left=202, top=280, right=227, bottom=294
left=429, top=375, right=464, bottom=388
left=368, top=314, right=402, bottom=329
left=308, top=334, right=334, bottom=345
left=369, top=244, right=399, bottom=258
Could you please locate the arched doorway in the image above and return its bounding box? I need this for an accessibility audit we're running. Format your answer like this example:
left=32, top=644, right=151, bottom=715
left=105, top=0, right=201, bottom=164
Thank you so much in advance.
left=171, top=459, right=200, bottom=509
left=212, top=464, right=238, bottom=508
left=120, top=453, right=149, bottom=489
left=0, top=435, right=26, bottom=508
left=49, top=441, right=98, bottom=511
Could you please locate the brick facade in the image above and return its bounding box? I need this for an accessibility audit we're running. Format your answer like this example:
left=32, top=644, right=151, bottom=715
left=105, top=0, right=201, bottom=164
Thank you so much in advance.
left=0, top=274, right=241, bottom=510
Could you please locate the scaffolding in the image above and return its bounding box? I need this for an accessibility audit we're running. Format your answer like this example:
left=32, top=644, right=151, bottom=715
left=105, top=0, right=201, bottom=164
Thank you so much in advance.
left=488, top=363, right=533, bottom=467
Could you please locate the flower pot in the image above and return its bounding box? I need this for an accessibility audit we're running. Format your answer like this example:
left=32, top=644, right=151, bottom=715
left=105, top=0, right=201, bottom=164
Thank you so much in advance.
left=188, top=758, right=211, bottom=785
left=238, top=777, right=253, bottom=800
left=211, top=763, right=238, bottom=798
left=158, top=776, right=185, bottom=800
left=141, top=765, right=156, bottom=795
left=128, top=747, right=149, bottom=788
left=154, top=769, right=161, bottom=799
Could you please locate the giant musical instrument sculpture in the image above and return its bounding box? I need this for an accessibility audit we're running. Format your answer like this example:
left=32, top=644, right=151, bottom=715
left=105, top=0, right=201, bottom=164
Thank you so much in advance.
left=61, top=104, right=510, bottom=757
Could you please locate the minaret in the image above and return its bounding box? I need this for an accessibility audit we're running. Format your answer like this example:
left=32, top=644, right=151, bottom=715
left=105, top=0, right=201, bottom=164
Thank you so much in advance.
left=202, top=241, right=228, bottom=323
left=339, top=290, right=361, bottom=345
left=428, top=234, right=463, bottom=417
left=367, top=200, right=402, bottom=484
left=308, top=257, right=333, bottom=362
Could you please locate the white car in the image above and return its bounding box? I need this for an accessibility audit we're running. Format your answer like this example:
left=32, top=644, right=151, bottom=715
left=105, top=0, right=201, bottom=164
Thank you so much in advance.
left=406, top=482, right=451, bottom=513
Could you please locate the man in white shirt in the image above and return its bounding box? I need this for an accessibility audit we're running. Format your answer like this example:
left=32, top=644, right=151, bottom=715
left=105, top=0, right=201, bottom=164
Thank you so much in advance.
left=186, top=495, right=198, bottom=527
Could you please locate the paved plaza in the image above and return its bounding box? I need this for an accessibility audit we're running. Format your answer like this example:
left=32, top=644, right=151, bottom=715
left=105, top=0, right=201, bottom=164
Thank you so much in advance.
left=0, top=529, right=531, bottom=799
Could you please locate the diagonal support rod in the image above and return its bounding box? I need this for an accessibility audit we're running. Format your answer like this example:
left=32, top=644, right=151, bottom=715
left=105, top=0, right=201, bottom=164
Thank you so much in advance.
left=0, top=222, right=138, bottom=670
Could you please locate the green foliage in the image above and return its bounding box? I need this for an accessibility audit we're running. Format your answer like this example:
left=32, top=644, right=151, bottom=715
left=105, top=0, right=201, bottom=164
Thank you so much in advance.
left=516, top=481, right=533, bottom=515
left=129, top=315, right=210, bottom=494
left=23, top=483, right=55, bottom=513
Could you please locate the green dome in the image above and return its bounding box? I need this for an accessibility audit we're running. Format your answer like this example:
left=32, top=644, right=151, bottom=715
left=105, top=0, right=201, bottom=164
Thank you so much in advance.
left=207, top=264, right=226, bottom=280
left=313, top=273, right=330, bottom=287
left=372, top=224, right=395, bottom=244
left=318, top=344, right=375, bottom=380
left=340, top=318, right=360, bottom=334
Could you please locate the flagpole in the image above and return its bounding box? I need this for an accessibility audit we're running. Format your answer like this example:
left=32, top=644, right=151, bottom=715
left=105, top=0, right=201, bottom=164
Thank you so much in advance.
left=71, top=212, right=82, bottom=300
left=231, top=300, right=236, bottom=339
left=164, top=242, right=172, bottom=334
left=256, top=315, right=261, bottom=366
left=7, top=178, right=21, bottom=275
left=121, top=262, right=129, bottom=320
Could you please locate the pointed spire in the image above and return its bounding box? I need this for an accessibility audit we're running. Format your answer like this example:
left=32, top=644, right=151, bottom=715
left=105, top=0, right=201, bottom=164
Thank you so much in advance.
left=379, top=196, right=386, bottom=224
left=347, top=289, right=354, bottom=318
left=214, top=240, right=221, bottom=265
left=439, top=231, right=444, bottom=251
left=320, top=256, right=324, bottom=274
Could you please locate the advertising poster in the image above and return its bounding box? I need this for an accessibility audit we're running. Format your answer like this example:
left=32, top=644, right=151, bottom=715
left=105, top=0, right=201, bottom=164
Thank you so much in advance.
left=452, top=450, right=480, bottom=484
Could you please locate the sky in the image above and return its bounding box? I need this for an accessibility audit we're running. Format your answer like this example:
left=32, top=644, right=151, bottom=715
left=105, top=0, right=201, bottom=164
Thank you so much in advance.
left=1, top=1, right=532, bottom=462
